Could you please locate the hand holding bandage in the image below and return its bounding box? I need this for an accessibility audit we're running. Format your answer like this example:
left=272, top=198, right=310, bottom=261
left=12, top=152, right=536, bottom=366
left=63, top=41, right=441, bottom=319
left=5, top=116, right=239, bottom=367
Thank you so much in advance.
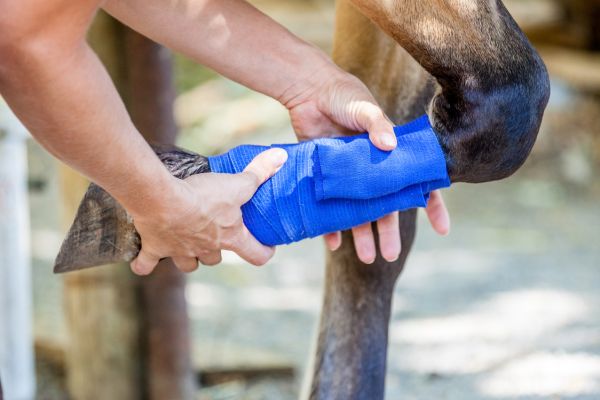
left=209, top=115, right=450, bottom=246
left=54, top=115, right=450, bottom=273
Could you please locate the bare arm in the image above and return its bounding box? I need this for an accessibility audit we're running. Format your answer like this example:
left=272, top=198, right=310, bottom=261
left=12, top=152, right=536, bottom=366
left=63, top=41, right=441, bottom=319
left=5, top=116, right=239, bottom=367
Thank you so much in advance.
left=104, top=0, right=332, bottom=106
left=0, top=0, right=176, bottom=217
left=0, top=0, right=284, bottom=274
left=0, top=0, right=449, bottom=270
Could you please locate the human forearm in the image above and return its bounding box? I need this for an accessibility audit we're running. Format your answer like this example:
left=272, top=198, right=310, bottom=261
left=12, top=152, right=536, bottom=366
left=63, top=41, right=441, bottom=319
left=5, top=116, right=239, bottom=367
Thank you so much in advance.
left=0, top=0, right=291, bottom=275
left=103, top=0, right=336, bottom=104
left=0, top=36, right=176, bottom=217
left=103, top=0, right=452, bottom=263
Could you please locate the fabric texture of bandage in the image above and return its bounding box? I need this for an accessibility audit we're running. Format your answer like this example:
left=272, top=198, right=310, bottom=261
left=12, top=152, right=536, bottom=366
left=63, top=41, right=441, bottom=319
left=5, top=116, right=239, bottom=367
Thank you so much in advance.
left=208, top=115, right=450, bottom=246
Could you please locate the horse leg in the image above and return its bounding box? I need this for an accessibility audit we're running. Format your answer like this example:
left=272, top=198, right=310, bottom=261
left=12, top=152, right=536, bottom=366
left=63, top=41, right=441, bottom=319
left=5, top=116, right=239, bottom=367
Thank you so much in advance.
left=309, top=0, right=549, bottom=398
left=307, top=3, right=435, bottom=399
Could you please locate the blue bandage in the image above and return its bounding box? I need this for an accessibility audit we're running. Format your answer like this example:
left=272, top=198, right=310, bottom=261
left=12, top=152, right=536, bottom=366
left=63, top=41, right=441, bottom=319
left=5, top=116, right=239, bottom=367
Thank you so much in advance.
left=208, top=115, right=450, bottom=246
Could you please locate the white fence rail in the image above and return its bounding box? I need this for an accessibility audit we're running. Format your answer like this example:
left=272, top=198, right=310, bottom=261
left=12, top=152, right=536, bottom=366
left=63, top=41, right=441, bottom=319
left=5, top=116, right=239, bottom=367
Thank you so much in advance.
left=0, top=100, right=36, bottom=400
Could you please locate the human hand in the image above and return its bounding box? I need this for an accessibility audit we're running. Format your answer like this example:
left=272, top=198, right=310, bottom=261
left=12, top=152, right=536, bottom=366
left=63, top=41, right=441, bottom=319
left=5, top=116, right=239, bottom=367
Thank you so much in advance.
left=129, top=148, right=288, bottom=275
left=284, top=69, right=450, bottom=263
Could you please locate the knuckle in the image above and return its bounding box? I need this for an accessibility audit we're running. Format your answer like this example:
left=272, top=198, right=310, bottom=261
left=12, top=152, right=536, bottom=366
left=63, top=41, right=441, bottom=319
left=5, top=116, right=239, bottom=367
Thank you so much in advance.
left=196, top=248, right=210, bottom=255
left=200, top=242, right=219, bottom=252
left=184, top=248, right=197, bottom=258
left=378, top=223, right=399, bottom=236
left=220, top=211, right=243, bottom=230
left=239, top=172, right=258, bottom=190
left=248, top=169, right=264, bottom=186
left=198, top=252, right=222, bottom=266
left=196, top=246, right=215, bottom=257
left=352, top=228, right=370, bottom=241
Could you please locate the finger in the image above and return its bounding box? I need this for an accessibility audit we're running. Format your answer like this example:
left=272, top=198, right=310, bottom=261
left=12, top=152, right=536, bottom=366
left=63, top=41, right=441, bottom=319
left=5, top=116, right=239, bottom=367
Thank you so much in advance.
left=355, top=102, right=397, bottom=151
left=235, top=148, right=288, bottom=203
left=172, top=257, right=199, bottom=273
left=226, top=225, right=275, bottom=266
left=352, top=222, right=376, bottom=264
left=377, top=212, right=401, bottom=262
left=130, top=248, right=160, bottom=276
left=426, top=190, right=450, bottom=236
left=324, top=231, right=342, bottom=251
left=197, top=251, right=222, bottom=267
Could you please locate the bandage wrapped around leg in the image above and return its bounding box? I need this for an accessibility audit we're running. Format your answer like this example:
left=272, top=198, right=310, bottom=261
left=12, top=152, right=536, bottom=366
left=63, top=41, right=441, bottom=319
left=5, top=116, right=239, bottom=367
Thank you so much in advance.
left=54, top=115, right=450, bottom=272
left=209, top=115, right=450, bottom=245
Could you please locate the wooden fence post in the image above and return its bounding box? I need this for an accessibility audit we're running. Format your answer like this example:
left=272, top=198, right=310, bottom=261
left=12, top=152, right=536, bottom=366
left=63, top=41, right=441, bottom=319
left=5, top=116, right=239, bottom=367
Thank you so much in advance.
left=62, top=12, right=195, bottom=400
left=61, top=13, right=143, bottom=400
left=124, top=29, right=195, bottom=400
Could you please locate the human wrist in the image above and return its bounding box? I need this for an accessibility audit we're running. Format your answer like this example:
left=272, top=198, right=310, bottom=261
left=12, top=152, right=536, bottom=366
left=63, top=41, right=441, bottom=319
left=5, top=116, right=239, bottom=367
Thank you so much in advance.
left=120, top=172, right=187, bottom=222
left=276, top=46, right=343, bottom=109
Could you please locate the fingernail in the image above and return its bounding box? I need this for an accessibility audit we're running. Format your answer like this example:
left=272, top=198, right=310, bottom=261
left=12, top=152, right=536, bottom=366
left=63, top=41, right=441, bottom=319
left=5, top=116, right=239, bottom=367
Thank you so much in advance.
left=363, top=254, right=376, bottom=265
left=385, top=253, right=400, bottom=263
left=442, top=225, right=450, bottom=236
left=381, top=133, right=397, bottom=149
left=270, top=148, right=288, bottom=168
left=328, top=242, right=340, bottom=252
left=439, top=217, right=451, bottom=236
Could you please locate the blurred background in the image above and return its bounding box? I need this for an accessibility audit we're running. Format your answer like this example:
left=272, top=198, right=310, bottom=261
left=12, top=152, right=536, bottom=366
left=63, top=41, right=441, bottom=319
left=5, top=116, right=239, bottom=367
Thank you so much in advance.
left=1, top=0, right=599, bottom=399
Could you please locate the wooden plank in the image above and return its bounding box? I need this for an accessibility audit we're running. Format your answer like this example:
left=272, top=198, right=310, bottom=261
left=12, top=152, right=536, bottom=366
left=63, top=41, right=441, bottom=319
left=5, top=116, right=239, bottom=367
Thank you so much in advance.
left=504, top=0, right=564, bottom=31
left=62, top=12, right=143, bottom=400
left=63, top=14, right=195, bottom=400
left=539, top=46, right=600, bottom=92
left=555, top=0, right=600, bottom=50
left=35, top=339, right=294, bottom=389
left=199, top=366, right=295, bottom=386
left=124, top=29, right=196, bottom=400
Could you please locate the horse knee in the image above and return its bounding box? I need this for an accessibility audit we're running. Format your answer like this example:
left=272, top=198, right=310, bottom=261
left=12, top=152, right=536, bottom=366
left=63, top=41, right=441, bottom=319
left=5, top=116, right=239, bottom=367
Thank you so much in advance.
left=431, top=58, right=550, bottom=183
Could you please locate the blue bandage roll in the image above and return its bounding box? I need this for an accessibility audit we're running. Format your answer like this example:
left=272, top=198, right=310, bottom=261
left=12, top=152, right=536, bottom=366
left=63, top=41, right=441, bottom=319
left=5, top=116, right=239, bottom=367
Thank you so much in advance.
left=208, top=115, right=450, bottom=246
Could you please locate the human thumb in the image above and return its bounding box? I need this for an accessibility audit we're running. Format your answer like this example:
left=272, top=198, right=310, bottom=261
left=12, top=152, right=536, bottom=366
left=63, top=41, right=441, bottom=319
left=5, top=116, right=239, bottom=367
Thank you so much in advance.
left=355, top=102, right=397, bottom=151
left=236, top=148, right=288, bottom=203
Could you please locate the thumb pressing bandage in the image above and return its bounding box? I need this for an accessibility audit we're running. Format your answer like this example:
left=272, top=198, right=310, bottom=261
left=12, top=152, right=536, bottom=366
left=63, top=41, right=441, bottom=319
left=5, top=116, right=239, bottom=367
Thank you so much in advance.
left=208, top=115, right=450, bottom=246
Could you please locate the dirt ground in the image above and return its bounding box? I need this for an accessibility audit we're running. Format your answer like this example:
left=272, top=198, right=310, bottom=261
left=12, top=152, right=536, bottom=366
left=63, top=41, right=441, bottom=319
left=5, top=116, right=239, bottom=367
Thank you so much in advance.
left=25, top=0, right=600, bottom=399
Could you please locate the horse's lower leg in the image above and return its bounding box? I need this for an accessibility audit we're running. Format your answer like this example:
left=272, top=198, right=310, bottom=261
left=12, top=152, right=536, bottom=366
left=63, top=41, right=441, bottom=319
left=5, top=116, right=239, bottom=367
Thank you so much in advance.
left=309, top=211, right=417, bottom=400
left=306, top=3, right=432, bottom=398
left=309, top=0, right=549, bottom=395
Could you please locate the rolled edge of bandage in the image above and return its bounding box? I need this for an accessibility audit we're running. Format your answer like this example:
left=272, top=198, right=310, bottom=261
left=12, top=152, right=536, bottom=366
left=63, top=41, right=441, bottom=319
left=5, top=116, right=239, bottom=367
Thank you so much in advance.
left=312, top=115, right=448, bottom=201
